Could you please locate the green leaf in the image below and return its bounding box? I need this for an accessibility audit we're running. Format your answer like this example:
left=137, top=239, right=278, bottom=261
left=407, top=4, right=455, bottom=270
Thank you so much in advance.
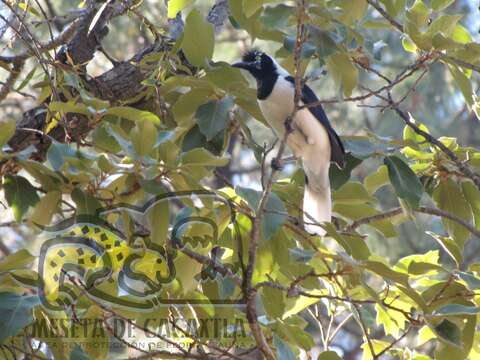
left=228, top=0, right=284, bottom=41
left=434, top=343, right=465, bottom=360
left=403, top=122, right=430, bottom=148
left=180, top=148, right=229, bottom=167
left=427, top=232, right=462, bottom=267
left=343, top=137, right=389, bottom=159
left=71, top=188, right=102, bottom=216
left=402, top=36, right=418, bottom=53
left=262, top=191, right=287, bottom=240
left=308, top=27, right=339, bottom=59
left=273, top=334, right=296, bottom=360
left=334, top=203, right=397, bottom=238
left=384, top=155, right=424, bottom=208
left=433, top=319, right=462, bottom=347
left=326, top=52, right=358, bottom=97
left=329, top=153, right=362, bottom=190
left=289, top=248, right=314, bottom=263
left=243, top=0, right=263, bottom=17
left=433, top=179, right=473, bottom=247
left=181, top=9, right=214, bottom=67
left=0, top=292, right=40, bottom=344
left=318, top=351, right=342, bottom=360
left=49, top=101, right=91, bottom=116
left=0, top=250, right=35, bottom=273
left=427, top=15, right=462, bottom=38
left=3, top=175, right=40, bottom=222
left=0, top=119, right=16, bottom=148
left=452, top=25, right=472, bottom=44
left=30, top=191, right=61, bottom=226
left=408, top=261, right=445, bottom=275
left=458, top=272, right=480, bottom=290
left=131, top=119, right=158, bottom=157
left=376, top=304, right=402, bottom=337
left=402, top=122, right=432, bottom=159
left=322, top=222, right=371, bottom=260
left=406, top=0, right=429, bottom=28
left=236, top=186, right=287, bottom=240
left=148, top=200, right=170, bottom=245
left=167, top=0, right=195, bottom=18
left=432, top=0, right=455, bottom=11
left=106, top=106, right=160, bottom=125
left=448, top=65, right=473, bottom=106
left=196, top=96, right=234, bottom=140
left=461, top=181, right=480, bottom=228
left=262, top=286, right=285, bottom=319
left=15, top=66, right=36, bottom=91
left=283, top=36, right=316, bottom=59
left=433, top=304, right=479, bottom=316
left=283, top=291, right=321, bottom=319
left=365, top=260, right=409, bottom=286
left=337, top=0, right=367, bottom=24
left=47, top=140, right=94, bottom=171
left=19, top=160, right=64, bottom=191
left=364, top=165, right=389, bottom=194
left=333, top=181, right=375, bottom=204
left=260, top=4, right=293, bottom=29
left=172, top=88, right=213, bottom=124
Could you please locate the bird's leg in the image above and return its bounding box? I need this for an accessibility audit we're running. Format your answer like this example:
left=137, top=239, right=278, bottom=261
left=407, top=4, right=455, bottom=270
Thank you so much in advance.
left=284, top=116, right=294, bottom=134
left=271, top=157, right=283, bottom=171
left=271, top=155, right=298, bottom=170
left=271, top=117, right=296, bottom=170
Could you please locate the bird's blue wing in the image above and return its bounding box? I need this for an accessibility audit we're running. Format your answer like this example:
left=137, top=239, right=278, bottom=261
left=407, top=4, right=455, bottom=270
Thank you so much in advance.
left=285, top=76, right=345, bottom=168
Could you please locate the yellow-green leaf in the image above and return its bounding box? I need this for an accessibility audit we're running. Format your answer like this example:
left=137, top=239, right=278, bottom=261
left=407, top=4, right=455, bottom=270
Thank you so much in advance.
left=326, top=52, right=358, bottom=97
left=181, top=9, right=214, bottom=67
left=431, top=0, right=455, bottom=11
left=167, top=0, right=195, bottom=18
left=433, top=179, right=473, bottom=247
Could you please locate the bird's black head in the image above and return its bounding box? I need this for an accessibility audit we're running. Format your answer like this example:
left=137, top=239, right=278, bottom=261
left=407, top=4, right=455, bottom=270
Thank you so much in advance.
left=232, top=50, right=277, bottom=81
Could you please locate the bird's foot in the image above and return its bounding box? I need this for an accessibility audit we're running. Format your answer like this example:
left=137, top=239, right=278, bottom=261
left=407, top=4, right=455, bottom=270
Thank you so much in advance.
left=284, top=116, right=294, bottom=134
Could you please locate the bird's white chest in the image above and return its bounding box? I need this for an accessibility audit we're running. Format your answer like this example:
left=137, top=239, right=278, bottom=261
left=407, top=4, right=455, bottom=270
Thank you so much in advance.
left=257, top=78, right=331, bottom=161
left=258, top=78, right=295, bottom=137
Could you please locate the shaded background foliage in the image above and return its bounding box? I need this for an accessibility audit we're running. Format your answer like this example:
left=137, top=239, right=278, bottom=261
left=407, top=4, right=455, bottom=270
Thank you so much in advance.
left=0, top=0, right=480, bottom=359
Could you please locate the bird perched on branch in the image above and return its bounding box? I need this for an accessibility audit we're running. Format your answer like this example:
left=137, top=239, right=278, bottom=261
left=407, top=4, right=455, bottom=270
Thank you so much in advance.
left=233, top=50, right=345, bottom=235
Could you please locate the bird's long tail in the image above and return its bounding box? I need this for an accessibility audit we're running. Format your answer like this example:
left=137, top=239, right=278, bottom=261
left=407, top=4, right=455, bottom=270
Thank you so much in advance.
left=303, top=168, right=331, bottom=236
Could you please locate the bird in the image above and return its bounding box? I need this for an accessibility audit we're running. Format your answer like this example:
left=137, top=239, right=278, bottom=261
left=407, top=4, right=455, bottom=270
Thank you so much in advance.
left=232, top=50, right=345, bottom=235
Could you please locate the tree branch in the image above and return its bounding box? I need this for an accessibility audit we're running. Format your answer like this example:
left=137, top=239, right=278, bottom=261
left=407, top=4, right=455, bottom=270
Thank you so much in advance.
left=346, top=206, right=480, bottom=239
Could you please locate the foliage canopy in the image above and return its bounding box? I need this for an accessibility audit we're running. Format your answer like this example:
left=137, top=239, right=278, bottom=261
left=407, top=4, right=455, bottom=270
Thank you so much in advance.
left=0, top=0, right=480, bottom=359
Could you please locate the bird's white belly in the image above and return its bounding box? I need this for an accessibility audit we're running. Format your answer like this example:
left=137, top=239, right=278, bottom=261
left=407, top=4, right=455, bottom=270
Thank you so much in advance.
left=258, top=98, right=331, bottom=175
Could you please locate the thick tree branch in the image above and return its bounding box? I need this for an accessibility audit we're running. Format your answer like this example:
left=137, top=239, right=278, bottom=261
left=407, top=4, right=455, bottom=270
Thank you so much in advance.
left=0, top=59, right=24, bottom=102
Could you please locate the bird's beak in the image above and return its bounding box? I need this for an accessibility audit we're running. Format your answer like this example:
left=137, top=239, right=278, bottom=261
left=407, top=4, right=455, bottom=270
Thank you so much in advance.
left=232, top=61, right=253, bottom=71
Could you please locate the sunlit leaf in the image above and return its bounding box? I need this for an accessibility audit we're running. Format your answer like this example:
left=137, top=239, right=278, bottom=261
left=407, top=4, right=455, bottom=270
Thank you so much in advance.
left=433, top=179, right=473, bottom=247
left=181, top=9, right=214, bottom=67
left=326, top=52, right=358, bottom=97
left=167, top=0, right=195, bottom=18
left=4, top=175, right=40, bottom=222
